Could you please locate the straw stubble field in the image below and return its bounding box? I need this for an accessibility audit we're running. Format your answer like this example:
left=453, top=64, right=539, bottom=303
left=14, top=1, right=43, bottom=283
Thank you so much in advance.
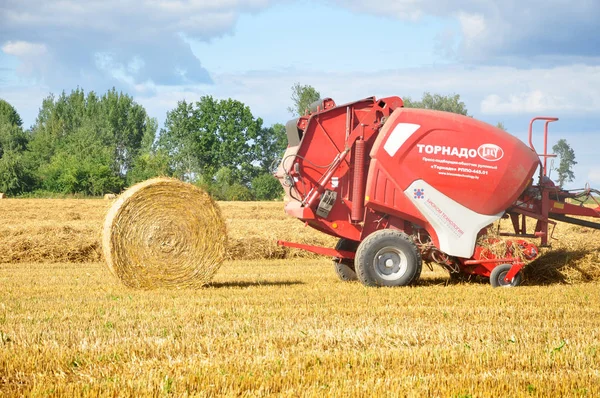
left=1, top=199, right=600, bottom=396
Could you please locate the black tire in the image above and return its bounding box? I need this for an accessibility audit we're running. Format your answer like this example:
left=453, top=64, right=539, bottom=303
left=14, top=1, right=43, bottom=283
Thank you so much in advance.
left=355, top=229, right=422, bottom=287
left=490, top=263, right=522, bottom=288
left=333, top=238, right=359, bottom=281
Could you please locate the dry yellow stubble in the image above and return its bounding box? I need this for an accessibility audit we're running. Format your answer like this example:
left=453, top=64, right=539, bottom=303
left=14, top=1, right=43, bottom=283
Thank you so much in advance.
left=0, top=198, right=598, bottom=284
left=1, top=260, right=600, bottom=396
left=1, top=200, right=600, bottom=395
left=102, top=178, right=227, bottom=289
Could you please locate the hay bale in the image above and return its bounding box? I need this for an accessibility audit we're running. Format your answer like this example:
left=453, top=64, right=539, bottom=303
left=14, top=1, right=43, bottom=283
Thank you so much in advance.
left=0, top=193, right=5, bottom=199
left=102, top=178, right=227, bottom=289
left=104, top=193, right=117, bottom=200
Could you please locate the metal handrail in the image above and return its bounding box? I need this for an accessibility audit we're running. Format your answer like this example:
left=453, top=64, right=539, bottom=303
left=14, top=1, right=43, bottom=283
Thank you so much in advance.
left=528, top=116, right=559, bottom=176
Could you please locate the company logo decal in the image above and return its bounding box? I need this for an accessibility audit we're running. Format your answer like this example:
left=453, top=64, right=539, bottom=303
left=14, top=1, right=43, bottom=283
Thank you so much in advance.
left=477, top=144, right=504, bottom=162
left=413, top=188, right=425, bottom=199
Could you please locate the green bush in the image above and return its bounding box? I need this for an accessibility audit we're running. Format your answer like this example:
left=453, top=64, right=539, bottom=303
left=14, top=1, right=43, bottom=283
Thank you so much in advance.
left=225, top=183, right=254, bottom=201
left=252, top=173, right=283, bottom=200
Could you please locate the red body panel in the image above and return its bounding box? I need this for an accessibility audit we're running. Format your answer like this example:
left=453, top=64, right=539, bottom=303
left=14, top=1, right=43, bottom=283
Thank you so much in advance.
left=367, top=108, right=539, bottom=216
left=277, top=96, right=403, bottom=242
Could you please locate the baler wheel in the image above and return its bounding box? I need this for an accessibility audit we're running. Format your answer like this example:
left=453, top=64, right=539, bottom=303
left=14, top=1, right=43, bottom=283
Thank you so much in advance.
left=489, top=264, right=523, bottom=288
left=333, top=238, right=358, bottom=281
left=355, top=229, right=422, bottom=287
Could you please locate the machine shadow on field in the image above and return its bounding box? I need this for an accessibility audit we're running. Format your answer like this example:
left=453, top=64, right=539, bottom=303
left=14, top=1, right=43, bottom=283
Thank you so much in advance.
left=415, top=277, right=460, bottom=287
left=207, top=280, right=304, bottom=289
left=416, top=275, right=489, bottom=287
left=524, top=248, right=594, bottom=285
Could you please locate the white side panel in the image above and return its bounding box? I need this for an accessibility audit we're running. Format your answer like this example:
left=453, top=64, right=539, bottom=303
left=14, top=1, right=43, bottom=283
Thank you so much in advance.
left=383, top=123, right=420, bottom=156
left=405, top=180, right=503, bottom=258
left=275, top=145, right=299, bottom=204
left=276, top=145, right=299, bottom=176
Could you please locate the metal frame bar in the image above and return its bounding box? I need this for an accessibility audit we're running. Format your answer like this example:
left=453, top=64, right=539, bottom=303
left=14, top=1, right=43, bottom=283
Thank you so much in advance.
left=277, top=240, right=356, bottom=259
left=528, top=116, right=558, bottom=177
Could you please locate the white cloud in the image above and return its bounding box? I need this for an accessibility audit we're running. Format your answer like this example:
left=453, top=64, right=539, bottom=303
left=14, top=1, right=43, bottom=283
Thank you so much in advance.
left=588, top=169, right=600, bottom=185
left=477, top=65, right=600, bottom=115
left=1, top=0, right=274, bottom=37
left=136, top=64, right=600, bottom=127
left=332, top=0, right=423, bottom=20
left=333, top=0, right=600, bottom=64
left=1, top=41, right=52, bottom=80
left=0, top=0, right=278, bottom=89
left=2, top=41, right=47, bottom=57
left=457, top=12, right=486, bottom=45
left=481, top=91, right=566, bottom=114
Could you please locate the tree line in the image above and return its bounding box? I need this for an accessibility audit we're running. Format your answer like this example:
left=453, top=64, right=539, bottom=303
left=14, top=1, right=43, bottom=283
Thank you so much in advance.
left=0, top=88, right=288, bottom=200
left=0, top=86, right=576, bottom=199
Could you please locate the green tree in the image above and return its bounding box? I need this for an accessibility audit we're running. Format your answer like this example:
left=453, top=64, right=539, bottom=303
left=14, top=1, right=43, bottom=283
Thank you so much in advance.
left=552, top=139, right=577, bottom=187
left=158, top=96, right=264, bottom=184
left=403, top=92, right=469, bottom=116
left=254, top=123, right=287, bottom=173
left=0, top=149, right=34, bottom=195
left=225, top=183, right=254, bottom=201
left=27, top=88, right=154, bottom=194
left=0, top=99, right=33, bottom=195
left=252, top=173, right=283, bottom=200
left=0, top=120, right=28, bottom=158
left=140, top=117, right=158, bottom=153
left=126, top=115, right=167, bottom=186
left=156, top=100, right=201, bottom=182
left=0, top=99, right=23, bottom=127
left=201, top=166, right=254, bottom=201
left=126, top=150, right=171, bottom=186
left=287, top=83, right=321, bottom=116
left=496, top=122, right=507, bottom=131
left=39, top=123, right=123, bottom=194
left=101, top=88, right=150, bottom=176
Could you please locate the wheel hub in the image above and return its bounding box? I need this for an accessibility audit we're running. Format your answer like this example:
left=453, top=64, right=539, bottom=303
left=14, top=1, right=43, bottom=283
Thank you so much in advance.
left=498, top=271, right=513, bottom=286
left=374, top=247, right=408, bottom=281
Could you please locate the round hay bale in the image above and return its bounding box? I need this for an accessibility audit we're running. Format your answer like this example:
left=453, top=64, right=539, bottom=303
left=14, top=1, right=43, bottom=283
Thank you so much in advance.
left=102, top=177, right=227, bottom=289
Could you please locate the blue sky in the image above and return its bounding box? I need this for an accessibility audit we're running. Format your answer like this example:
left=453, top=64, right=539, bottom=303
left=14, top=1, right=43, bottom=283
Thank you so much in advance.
left=1, top=0, right=600, bottom=188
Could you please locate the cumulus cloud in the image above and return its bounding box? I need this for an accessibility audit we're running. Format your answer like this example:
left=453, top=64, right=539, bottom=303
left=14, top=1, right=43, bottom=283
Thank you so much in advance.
left=3, top=0, right=599, bottom=97
left=2, top=41, right=48, bottom=57
left=149, top=64, right=600, bottom=125
left=481, top=91, right=566, bottom=115
left=2, top=40, right=50, bottom=77
left=477, top=65, right=600, bottom=115
left=0, top=0, right=275, bottom=91
left=333, top=0, right=600, bottom=64
left=588, top=169, right=600, bottom=185
left=456, top=12, right=486, bottom=48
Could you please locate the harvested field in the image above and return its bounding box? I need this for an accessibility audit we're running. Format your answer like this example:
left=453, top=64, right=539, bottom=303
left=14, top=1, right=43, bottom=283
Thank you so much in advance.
left=1, top=199, right=599, bottom=283
left=1, top=260, right=600, bottom=396
left=0, top=199, right=336, bottom=264
left=2, top=199, right=600, bottom=396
